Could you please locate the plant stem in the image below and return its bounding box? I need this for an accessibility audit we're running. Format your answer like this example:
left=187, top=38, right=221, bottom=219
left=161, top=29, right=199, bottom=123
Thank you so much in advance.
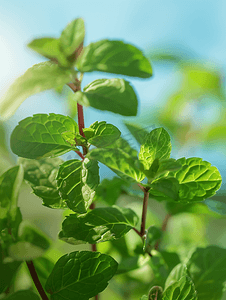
left=26, top=261, right=49, bottom=300
left=154, top=213, right=171, bottom=250
left=140, top=188, right=150, bottom=237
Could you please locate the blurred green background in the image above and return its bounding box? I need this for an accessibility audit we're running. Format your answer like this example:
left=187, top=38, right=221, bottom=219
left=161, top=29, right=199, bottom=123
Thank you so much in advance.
left=1, top=0, right=226, bottom=299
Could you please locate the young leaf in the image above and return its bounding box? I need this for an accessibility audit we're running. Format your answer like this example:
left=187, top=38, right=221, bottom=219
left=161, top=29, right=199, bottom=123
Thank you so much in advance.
left=168, top=157, right=222, bottom=203
left=4, top=290, right=40, bottom=300
left=187, top=245, right=226, bottom=300
left=76, top=39, right=152, bottom=78
left=0, top=165, right=24, bottom=236
left=19, top=157, right=66, bottom=209
left=149, top=177, right=180, bottom=202
left=74, top=78, right=138, bottom=116
left=139, top=128, right=172, bottom=170
left=162, top=275, right=197, bottom=300
left=57, top=158, right=99, bottom=213
left=0, top=62, right=76, bottom=120
left=45, top=251, right=118, bottom=300
left=87, top=148, right=145, bottom=182
left=28, top=38, right=69, bottom=67
left=88, top=121, right=121, bottom=147
left=59, top=18, right=85, bottom=57
left=59, top=205, right=138, bottom=244
left=11, top=113, right=79, bottom=159
left=124, top=121, right=149, bottom=145
left=164, top=264, right=188, bottom=291
left=149, top=286, right=163, bottom=300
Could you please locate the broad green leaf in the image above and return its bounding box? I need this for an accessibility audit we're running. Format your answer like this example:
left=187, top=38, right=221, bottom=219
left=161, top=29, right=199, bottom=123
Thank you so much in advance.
left=18, top=221, right=51, bottom=250
left=76, top=39, right=152, bottom=78
left=34, top=257, right=55, bottom=293
left=124, top=122, right=149, bottom=145
left=11, top=113, right=79, bottom=159
left=204, top=198, right=226, bottom=215
left=74, top=78, right=138, bottom=116
left=106, top=137, right=138, bottom=158
left=59, top=18, right=85, bottom=57
left=45, top=251, right=118, bottom=300
left=149, top=286, right=163, bottom=300
left=0, top=165, right=24, bottom=236
left=156, top=159, right=182, bottom=177
left=88, top=121, right=121, bottom=147
left=57, top=158, right=99, bottom=213
left=87, top=148, right=145, bottom=182
left=4, top=290, right=40, bottom=300
left=149, top=177, right=180, bottom=202
left=187, top=245, right=226, bottom=300
left=168, top=157, right=222, bottom=203
left=143, top=226, right=162, bottom=253
left=139, top=128, right=171, bottom=170
left=27, top=38, right=69, bottom=67
left=164, top=264, right=188, bottom=291
left=0, top=62, right=76, bottom=120
left=59, top=205, right=138, bottom=244
left=94, top=177, right=129, bottom=206
left=19, top=157, right=66, bottom=209
left=8, top=241, right=45, bottom=260
left=162, top=275, right=197, bottom=300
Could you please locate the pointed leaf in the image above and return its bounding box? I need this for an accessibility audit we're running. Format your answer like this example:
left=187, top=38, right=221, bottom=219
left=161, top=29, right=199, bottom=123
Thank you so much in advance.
left=19, top=157, right=66, bottom=209
left=87, top=148, right=145, bottom=182
left=139, top=128, right=172, bottom=170
left=169, top=157, right=222, bottom=203
left=27, top=38, right=69, bottom=67
left=59, top=18, right=85, bottom=56
left=124, top=122, right=149, bottom=145
left=187, top=245, right=226, bottom=300
left=76, top=39, right=152, bottom=78
left=0, top=62, right=76, bottom=120
left=45, top=251, right=118, bottom=300
left=11, top=113, right=79, bottom=159
left=0, top=165, right=24, bottom=235
left=57, top=158, right=99, bottom=213
left=88, top=121, right=121, bottom=147
left=59, top=205, right=138, bottom=244
left=74, top=78, right=138, bottom=116
left=4, top=290, right=40, bottom=300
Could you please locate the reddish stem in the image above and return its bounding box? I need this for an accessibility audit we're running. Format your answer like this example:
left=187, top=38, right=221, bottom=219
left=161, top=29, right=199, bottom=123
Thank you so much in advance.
left=140, top=188, right=150, bottom=237
left=75, top=150, right=85, bottom=160
left=26, top=261, right=49, bottom=300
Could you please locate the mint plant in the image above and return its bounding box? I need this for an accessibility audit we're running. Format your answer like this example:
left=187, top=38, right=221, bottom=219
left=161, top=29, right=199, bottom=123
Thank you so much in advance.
left=0, top=18, right=224, bottom=300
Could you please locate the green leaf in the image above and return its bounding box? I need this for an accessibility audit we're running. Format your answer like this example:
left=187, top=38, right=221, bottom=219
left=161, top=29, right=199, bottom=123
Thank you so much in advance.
left=59, top=18, right=85, bottom=57
left=117, top=254, right=150, bottom=275
left=168, top=157, right=222, bottom=203
left=124, top=122, right=149, bottom=145
left=140, top=296, right=148, bottom=300
left=45, top=251, right=118, bottom=299
left=59, top=205, right=138, bottom=244
left=57, top=158, right=99, bottom=213
left=27, top=38, right=69, bottom=67
left=88, top=121, right=121, bottom=147
left=11, top=113, right=79, bottom=159
left=94, top=177, right=128, bottom=206
left=4, top=290, right=40, bottom=300
left=19, top=157, right=66, bottom=209
left=187, top=245, right=226, bottom=300
left=74, top=78, right=138, bottom=116
left=149, top=177, right=180, bottom=202
left=164, top=264, right=188, bottom=291
left=0, top=62, right=76, bottom=120
left=34, top=257, right=55, bottom=294
left=139, top=128, right=172, bottom=170
left=87, top=148, right=145, bottom=182
left=149, top=286, right=163, bottom=300
left=204, top=199, right=226, bottom=215
left=76, top=39, right=152, bottom=78
left=143, top=226, right=162, bottom=253
left=156, top=159, right=182, bottom=177
left=18, top=221, right=51, bottom=250
left=106, top=137, right=138, bottom=158
left=0, top=165, right=24, bottom=236
left=162, top=275, right=197, bottom=300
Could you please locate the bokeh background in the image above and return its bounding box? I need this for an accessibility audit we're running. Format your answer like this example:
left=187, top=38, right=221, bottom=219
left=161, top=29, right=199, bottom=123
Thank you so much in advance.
left=1, top=0, right=226, bottom=299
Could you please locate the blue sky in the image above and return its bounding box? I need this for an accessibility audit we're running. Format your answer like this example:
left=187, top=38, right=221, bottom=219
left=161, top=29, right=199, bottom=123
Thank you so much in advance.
left=1, top=0, right=225, bottom=178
